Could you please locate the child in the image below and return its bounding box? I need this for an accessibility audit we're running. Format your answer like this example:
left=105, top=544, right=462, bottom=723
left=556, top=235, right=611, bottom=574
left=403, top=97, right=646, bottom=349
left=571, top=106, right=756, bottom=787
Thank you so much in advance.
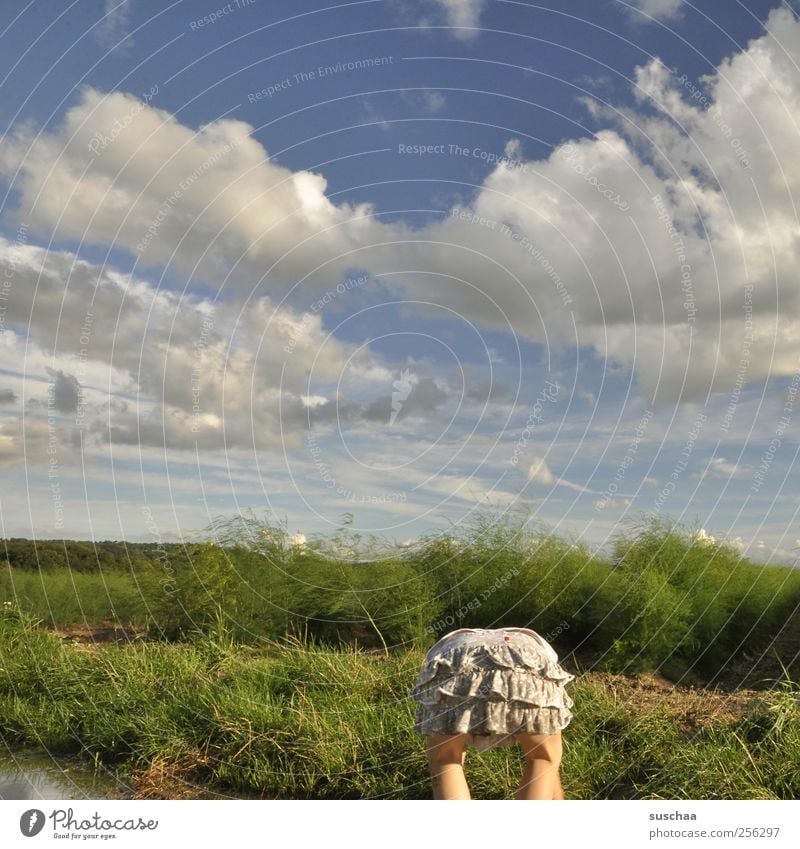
left=409, top=626, right=575, bottom=799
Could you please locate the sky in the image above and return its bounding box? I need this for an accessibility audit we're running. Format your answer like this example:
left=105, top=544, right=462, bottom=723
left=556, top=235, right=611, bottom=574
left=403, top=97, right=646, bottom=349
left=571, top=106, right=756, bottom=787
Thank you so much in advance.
left=1, top=0, right=799, bottom=563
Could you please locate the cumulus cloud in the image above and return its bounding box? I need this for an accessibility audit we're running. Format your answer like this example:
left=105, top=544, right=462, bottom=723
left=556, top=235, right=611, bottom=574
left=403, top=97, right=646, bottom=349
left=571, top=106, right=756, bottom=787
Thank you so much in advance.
left=0, top=86, right=391, bottom=288
left=407, top=6, right=800, bottom=404
left=694, top=527, right=716, bottom=546
left=3, top=8, right=800, bottom=409
left=0, top=238, right=412, bottom=466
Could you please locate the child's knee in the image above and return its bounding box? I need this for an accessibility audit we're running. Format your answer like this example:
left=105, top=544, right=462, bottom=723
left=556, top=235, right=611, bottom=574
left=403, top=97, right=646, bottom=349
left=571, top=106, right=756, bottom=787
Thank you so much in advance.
left=517, top=731, right=562, bottom=764
left=425, top=733, right=468, bottom=766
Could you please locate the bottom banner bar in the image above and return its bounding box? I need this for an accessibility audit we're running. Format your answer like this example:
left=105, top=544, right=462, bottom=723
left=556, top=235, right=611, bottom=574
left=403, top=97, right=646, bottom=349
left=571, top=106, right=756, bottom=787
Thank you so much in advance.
left=1, top=800, right=798, bottom=848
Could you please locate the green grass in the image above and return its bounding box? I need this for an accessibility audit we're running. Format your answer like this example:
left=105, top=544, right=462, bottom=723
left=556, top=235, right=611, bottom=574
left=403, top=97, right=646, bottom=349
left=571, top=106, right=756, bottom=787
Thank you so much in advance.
left=1, top=606, right=798, bottom=799
left=3, top=511, right=799, bottom=680
left=1, top=508, right=799, bottom=798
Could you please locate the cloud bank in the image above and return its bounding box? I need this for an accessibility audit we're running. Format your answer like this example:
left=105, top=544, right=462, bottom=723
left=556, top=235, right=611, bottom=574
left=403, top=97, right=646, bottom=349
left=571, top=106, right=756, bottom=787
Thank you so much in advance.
left=2, top=5, right=800, bottom=434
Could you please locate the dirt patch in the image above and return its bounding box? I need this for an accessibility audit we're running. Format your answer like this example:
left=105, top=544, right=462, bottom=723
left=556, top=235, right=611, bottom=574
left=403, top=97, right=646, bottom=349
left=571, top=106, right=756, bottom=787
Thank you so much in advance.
left=589, top=670, right=766, bottom=734
left=52, top=620, right=147, bottom=646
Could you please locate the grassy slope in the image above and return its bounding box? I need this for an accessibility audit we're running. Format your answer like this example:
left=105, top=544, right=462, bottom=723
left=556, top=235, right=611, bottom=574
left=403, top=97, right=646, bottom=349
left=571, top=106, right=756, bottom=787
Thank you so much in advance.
left=1, top=610, right=798, bottom=800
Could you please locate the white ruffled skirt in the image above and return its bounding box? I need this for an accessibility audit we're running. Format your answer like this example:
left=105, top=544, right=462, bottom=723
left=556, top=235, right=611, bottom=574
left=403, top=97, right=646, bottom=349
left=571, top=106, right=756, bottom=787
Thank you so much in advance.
left=409, top=627, right=575, bottom=752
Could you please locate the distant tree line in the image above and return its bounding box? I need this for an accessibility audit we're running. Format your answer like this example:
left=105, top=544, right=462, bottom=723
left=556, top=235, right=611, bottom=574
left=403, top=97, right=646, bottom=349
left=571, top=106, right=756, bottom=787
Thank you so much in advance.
left=0, top=538, right=185, bottom=572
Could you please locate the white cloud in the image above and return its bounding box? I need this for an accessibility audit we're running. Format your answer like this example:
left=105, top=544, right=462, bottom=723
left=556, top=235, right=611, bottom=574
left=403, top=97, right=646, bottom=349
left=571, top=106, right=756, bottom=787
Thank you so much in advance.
left=692, top=456, right=745, bottom=480
left=4, top=8, right=800, bottom=409
left=0, top=86, right=388, bottom=287
left=94, top=0, right=133, bottom=52
left=433, top=0, right=486, bottom=39
left=694, top=527, right=716, bottom=546
left=289, top=532, right=307, bottom=549
left=592, top=497, right=633, bottom=510
left=711, top=531, right=797, bottom=564
left=504, top=138, right=522, bottom=159
left=527, top=456, right=592, bottom=494
left=401, top=89, right=447, bottom=114
left=421, top=89, right=447, bottom=112
left=412, top=7, right=800, bottom=403
left=625, top=0, right=685, bottom=22
left=0, top=238, right=405, bottom=465
left=527, top=457, right=555, bottom=485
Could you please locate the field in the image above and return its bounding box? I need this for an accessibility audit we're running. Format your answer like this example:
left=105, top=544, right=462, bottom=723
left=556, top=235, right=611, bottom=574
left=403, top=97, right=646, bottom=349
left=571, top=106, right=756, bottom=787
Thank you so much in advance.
left=1, top=511, right=799, bottom=799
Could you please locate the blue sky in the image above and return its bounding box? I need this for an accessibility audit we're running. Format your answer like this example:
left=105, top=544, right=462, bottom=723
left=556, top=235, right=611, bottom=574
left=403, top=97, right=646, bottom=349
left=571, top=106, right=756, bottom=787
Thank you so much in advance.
left=1, top=0, right=799, bottom=563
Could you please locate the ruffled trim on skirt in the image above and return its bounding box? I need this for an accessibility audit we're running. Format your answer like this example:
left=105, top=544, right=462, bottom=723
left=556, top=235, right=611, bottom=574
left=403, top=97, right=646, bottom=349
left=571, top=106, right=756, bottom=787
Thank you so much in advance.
left=409, top=636, right=575, bottom=751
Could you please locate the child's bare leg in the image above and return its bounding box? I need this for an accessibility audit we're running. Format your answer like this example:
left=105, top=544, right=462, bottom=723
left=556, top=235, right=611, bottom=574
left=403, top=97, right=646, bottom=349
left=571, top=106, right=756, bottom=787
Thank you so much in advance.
left=514, top=731, right=563, bottom=800
left=425, top=733, right=471, bottom=799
